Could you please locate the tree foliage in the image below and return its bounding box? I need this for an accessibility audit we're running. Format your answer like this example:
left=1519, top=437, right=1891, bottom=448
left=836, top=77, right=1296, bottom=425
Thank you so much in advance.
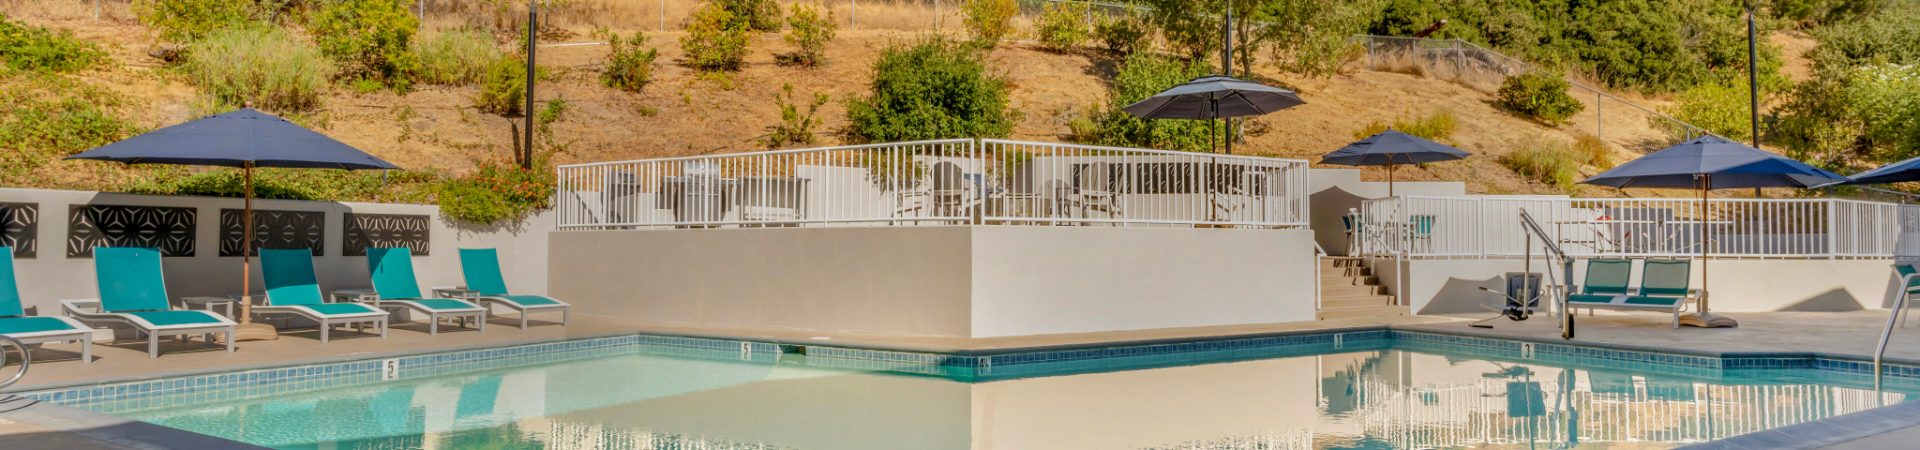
left=1090, top=53, right=1217, bottom=152
left=846, top=38, right=1014, bottom=142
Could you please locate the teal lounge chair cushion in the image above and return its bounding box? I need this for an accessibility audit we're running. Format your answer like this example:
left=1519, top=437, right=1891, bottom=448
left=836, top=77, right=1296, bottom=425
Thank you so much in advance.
left=261, top=248, right=326, bottom=306
left=407, top=298, right=477, bottom=311
left=1639, top=260, right=1692, bottom=297
left=1899, top=264, right=1920, bottom=293
left=367, top=247, right=425, bottom=300
left=1624, top=295, right=1683, bottom=306
left=1581, top=259, right=1632, bottom=295
left=0, top=246, right=22, bottom=317
left=302, top=303, right=381, bottom=316
left=498, top=294, right=562, bottom=306
left=94, top=247, right=173, bottom=313
left=1567, top=293, right=1619, bottom=304
left=124, top=310, right=224, bottom=326
left=458, top=248, right=512, bottom=297
left=0, top=316, right=78, bottom=334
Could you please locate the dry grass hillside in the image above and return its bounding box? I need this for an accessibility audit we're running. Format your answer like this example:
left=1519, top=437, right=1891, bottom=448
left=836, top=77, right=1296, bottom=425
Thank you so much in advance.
left=2, top=0, right=1804, bottom=198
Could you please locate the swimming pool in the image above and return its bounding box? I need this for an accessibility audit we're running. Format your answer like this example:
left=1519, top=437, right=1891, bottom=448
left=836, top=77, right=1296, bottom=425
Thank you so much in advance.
left=25, top=331, right=1920, bottom=449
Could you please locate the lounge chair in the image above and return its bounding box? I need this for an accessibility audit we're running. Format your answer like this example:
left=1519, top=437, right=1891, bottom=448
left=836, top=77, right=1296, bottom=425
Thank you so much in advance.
left=1566, top=259, right=1699, bottom=327
left=0, top=247, right=91, bottom=363
left=62, top=247, right=235, bottom=358
left=257, top=248, right=389, bottom=343
left=1892, top=264, right=1920, bottom=326
left=365, top=247, right=486, bottom=334
left=445, top=248, right=569, bottom=329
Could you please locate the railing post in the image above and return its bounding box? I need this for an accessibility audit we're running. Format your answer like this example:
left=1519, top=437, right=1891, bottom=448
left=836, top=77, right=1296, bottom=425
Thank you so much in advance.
left=1828, top=199, right=1840, bottom=259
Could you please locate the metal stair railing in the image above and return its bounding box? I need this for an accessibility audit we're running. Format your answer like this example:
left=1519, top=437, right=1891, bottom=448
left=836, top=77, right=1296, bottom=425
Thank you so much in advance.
left=1875, top=271, right=1919, bottom=390
left=1519, top=208, right=1577, bottom=339
left=0, top=335, right=29, bottom=395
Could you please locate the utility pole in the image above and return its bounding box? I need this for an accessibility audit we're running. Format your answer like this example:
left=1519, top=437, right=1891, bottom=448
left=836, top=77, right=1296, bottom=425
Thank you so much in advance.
left=1748, top=8, right=1762, bottom=198
left=1221, top=0, right=1233, bottom=155
left=524, top=0, right=538, bottom=169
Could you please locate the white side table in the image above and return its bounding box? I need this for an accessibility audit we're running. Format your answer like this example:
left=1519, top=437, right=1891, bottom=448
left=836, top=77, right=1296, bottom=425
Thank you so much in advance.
left=330, top=288, right=379, bottom=304
left=181, top=296, right=237, bottom=319
left=431, top=286, right=478, bottom=301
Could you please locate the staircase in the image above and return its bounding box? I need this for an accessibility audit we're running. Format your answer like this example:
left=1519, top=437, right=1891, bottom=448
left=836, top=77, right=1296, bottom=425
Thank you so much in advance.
left=1317, top=257, right=1404, bottom=321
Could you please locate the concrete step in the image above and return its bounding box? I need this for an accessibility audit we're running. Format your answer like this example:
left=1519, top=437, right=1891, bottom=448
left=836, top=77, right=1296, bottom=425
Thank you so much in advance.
left=1319, top=258, right=1365, bottom=270
left=1317, top=304, right=1407, bottom=321
left=1321, top=284, right=1383, bottom=297
left=1322, top=267, right=1373, bottom=278
left=1319, top=275, right=1379, bottom=287
left=1321, top=296, right=1393, bottom=310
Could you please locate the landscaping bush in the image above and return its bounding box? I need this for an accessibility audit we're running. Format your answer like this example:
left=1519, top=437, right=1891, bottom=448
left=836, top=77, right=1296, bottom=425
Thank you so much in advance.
left=717, top=0, right=783, bottom=32
left=601, top=32, right=659, bottom=91
left=962, top=0, right=1018, bottom=46
left=181, top=27, right=334, bottom=112
left=1257, top=0, right=1377, bottom=77
left=414, top=28, right=501, bottom=86
left=134, top=0, right=255, bottom=42
left=1496, top=71, right=1584, bottom=124
left=0, top=75, right=137, bottom=179
left=846, top=38, right=1014, bottom=141
left=1036, top=1, right=1092, bottom=52
left=439, top=159, right=554, bottom=224
left=122, top=167, right=440, bottom=204
left=1666, top=78, right=1757, bottom=143
left=475, top=55, right=529, bottom=115
left=1842, top=64, right=1920, bottom=161
left=682, top=4, right=750, bottom=71
left=1573, top=133, right=1613, bottom=169
left=1090, top=52, right=1216, bottom=152
left=779, top=2, right=836, bottom=67
left=764, top=84, right=828, bottom=148
left=1500, top=142, right=1582, bottom=192
left=1094, top=13, right=1151, bottom=55
left=307, top=0, right=422, bottom=91
left=0, top=14, right=106, bottom=74
left=438, top=179, right=514, bottom=224
left=1352, top=111, right=1458, bottom=141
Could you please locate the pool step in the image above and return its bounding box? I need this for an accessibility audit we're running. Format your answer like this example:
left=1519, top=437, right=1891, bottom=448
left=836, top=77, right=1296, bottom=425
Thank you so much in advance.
left=1317, top=256, right=1403, bottom=320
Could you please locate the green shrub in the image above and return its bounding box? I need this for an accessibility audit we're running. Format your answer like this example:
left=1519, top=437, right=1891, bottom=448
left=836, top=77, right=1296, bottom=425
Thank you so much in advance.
left=122, top=167, right=440, bottom=204
left=0, top=14, right=106, bottom=74
left=846, top=38, right=1015, bottom=141
left=682, top=4, right=750, bottom=71
left=1090, top=52, right=1216, bottom=152
left=764, top=84, right=828, bottom=148
left=414, top=29, right=501, bottom=86
left=1036, top=1, right=1093, bottom=52
left=1811, top=12, right=1920, bottom=69
left=439, top=159, right=553, bottom=224
left=1666, top=78, right=1757, bottom=143
left=1094, top=13, right=1151, bottom=55
left=1139, top=0, right=1223, bottom=60
left=1257, top=0, right=1377, bottom=77
left=779, top=2, right=836, bottom=66
left=1843, top=64, right=1920, bottom=161
left=962, top=0, right=1018, bottom=46
left=1573, top=133, right=1613, bottom=169
left=475, top=55, right=528, bottom=115
left=717, top=0, right=783, bottom=32
left=134, top=0, right=255, bottom=42
left=0, top=75, right=137, bottom=179
left=181, top=27, right=334, bottom=112
left=1352, top=111, right=1458, bottom=141
left=1497, top=71, right=1584, bottom=124
left=1500, top=142, right=1582, bottom=192
left=307, top=0, right=421, bottom=91
left=602, top=32, right=659, bottom=91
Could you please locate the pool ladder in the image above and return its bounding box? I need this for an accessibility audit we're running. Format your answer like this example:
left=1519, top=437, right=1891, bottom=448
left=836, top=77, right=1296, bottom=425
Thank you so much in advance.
left=0, top=335, right=27, bottom=396
left=1875, top=271, right=1920, bottom=390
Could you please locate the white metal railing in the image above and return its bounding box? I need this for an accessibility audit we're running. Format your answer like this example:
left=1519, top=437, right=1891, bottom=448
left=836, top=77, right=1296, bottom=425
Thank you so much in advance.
left=555, top=139, right=1312, bottom=229
left=1355, top=195, right=1920, bottom=259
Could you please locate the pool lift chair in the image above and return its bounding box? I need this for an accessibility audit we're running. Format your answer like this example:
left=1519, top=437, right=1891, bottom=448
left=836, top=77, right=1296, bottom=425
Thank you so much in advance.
left=1471, top=209, right=1577, bottom=339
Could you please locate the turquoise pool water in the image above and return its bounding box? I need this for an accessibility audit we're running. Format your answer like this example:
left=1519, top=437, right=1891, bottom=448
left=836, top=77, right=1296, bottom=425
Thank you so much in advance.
left=78, top=339, right=1919, bottom=450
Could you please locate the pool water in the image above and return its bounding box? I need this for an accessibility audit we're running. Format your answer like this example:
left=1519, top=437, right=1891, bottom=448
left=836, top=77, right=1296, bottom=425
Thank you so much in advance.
left=102, top=344, right=1915, bottom=450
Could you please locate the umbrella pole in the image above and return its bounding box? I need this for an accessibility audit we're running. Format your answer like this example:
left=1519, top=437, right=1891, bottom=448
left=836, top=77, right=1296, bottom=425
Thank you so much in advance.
left=1388, top=164, right=1395, bottom=197
left=234, top=164, right=278, bottom=341
left=1683, top=173, right=1737, bottom=328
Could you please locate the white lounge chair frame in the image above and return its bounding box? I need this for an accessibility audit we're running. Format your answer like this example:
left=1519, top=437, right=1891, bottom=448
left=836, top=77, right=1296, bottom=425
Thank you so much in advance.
left=60, top=300, right=234, bottom=358
left=1, top=309, right=92, bottom=364
left=249, top=298, right=390, bottom=343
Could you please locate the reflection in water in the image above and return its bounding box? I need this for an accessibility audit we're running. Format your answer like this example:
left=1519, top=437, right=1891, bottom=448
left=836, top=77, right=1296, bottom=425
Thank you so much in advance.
left=122, top=349, right=1911, bottom=449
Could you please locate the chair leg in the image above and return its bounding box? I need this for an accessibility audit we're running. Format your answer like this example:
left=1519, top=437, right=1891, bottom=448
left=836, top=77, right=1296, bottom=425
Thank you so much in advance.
left=430, top=316, right=439, bottom=335
left=477, top=314, right=486, bottom=332
left=379, top=319, right=388, bottom=338
left=562, top=309, right=569, bottom=326
left=148, top=334, right=158, bottom=359
left=520, top=311, right=529, bottom=330
left=81, top=337, right=92, bottom=364
left=226, top=329, right=235, bottom=353
left=321, top=324, right=330, bottom=344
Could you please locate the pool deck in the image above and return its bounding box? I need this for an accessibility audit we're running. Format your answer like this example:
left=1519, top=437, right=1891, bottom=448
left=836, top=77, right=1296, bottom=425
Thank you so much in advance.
left=11, top=309, right=1920, bottom=448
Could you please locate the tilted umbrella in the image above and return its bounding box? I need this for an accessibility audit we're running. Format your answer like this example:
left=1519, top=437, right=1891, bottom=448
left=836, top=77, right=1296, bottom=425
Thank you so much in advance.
left=68, top=108, right=399, bottom=341
left=1581, top=135, right=1844, bottom=328
left=1321, top=130, right=1471, bottom=196
left=1123, top=75, right=1305, bottom=154
left=1823, top=155, right=1920, bottom=186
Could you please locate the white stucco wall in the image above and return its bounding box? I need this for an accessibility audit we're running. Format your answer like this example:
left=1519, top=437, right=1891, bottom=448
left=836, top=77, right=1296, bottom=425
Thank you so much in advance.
left=0, top=188, right=552, bottom=315
left=1373, top=255, right=1904, bottom=315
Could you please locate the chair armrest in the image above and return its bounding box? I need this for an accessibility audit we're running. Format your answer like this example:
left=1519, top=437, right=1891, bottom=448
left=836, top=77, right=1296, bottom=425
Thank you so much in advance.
left=59, top=299, right=104, bottom=318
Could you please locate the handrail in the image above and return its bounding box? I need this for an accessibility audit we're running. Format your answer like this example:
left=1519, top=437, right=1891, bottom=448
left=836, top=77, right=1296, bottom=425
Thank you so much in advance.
left=1875, top=271, right=1919, bottom=390
left=0, top=335, right=29, bottom=393
left=1520, top=208, right=1576, bottom=339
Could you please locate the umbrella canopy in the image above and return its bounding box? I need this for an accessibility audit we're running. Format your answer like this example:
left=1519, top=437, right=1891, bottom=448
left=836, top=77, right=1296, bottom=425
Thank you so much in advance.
left=1578, top=135, right=1841, bottom=328
left=1581, top=135, right=1841, bottom=190
left=1824, top=154, right=1920, bottom=186
left=67, top=108, right=398, bottom=170
left=1320, top=130, right=1471, bottom=195
left=1122, top=75, right=1306, bottom=120
left=66, top=107, right=398, bottom=341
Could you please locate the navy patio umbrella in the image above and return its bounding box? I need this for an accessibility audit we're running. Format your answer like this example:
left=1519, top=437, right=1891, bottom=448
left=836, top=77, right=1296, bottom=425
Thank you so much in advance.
left=1823, top=154, right=1920, bottom=186
left=1580, top=135, right=1843, bottom=328
left=68, top=108, right=399, bottom=340
left=1321, top=130, right=1471, bottom=196
left=1124, top=75, right=1305, bottom=155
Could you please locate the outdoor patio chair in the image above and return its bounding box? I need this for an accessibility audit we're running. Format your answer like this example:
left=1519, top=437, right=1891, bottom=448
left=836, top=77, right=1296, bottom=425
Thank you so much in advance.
left=1568, top=259, right=1699, bottom=328
left=364, top=247, right=487, bottom=335
left=256, top=248, right=389, bottom=343
left=439, top=248, right=569, bottom=330
left=1565, top=258, right=1633, bottom=307
left=62, top=247, right=235, bottom=358
left=1072, top=162, right=1121, bottom=219
left=0, top=247, right=91, bottom=363
left=1892, top=263, right=1920, bottom=327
